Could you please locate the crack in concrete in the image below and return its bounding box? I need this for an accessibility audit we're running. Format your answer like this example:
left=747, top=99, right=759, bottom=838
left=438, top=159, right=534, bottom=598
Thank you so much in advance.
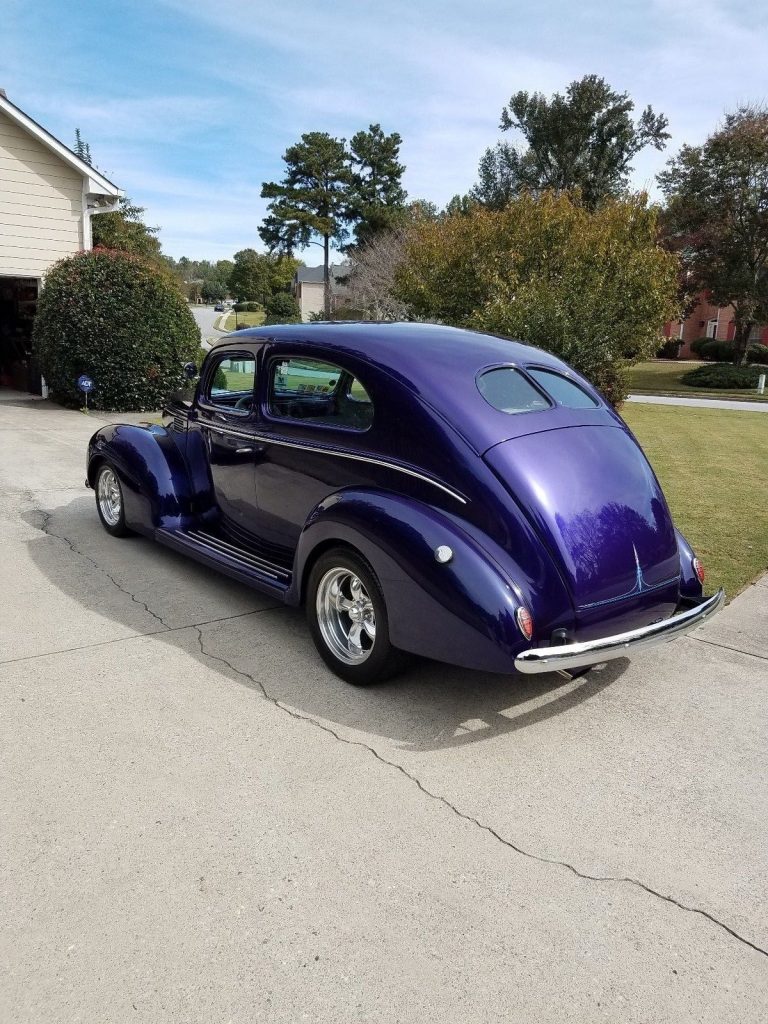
left=689, top=634, right=768, bottom=663
left=35, top=509, right=172, bottom=631
left=193, top=624, right=768, bottom=963
left=0, top=606, right=284, bottom=667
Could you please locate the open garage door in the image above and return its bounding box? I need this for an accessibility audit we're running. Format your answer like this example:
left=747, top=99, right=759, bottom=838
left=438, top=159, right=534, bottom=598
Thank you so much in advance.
left=0, top=276, right=40, bottom=393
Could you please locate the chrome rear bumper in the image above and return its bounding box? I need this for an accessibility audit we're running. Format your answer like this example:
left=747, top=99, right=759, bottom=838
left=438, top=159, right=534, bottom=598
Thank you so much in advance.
left=515, top=589, right=726, bottom=674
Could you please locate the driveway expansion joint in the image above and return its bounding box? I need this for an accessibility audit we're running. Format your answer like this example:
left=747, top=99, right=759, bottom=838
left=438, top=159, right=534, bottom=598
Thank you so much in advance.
left=193, top=623, right=768, bottom=963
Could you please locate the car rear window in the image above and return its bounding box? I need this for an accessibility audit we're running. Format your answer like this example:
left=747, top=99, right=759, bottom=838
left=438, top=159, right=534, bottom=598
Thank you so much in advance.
left=477, top=368, right=550, bottom=414
left=527, top=368, right=599, bottom=408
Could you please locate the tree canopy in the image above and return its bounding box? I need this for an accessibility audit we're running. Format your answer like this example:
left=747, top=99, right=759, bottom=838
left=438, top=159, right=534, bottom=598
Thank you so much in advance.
left=472, top=75, right=670, bottom=210
left=346, top=123, right=407, bottom=245
left=394, top=191, right=679, bottom=404
left=658, top=106, right=768, bottom=365
left=228, top=249, right=301, bottom=304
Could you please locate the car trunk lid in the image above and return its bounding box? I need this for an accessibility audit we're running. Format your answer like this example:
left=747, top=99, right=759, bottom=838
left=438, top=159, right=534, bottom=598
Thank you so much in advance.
left=484, top=425, right=681, bottom=631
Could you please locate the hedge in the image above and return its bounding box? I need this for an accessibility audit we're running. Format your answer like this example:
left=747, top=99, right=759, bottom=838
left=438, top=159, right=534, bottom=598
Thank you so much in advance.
left=33, top=249, right=201, bottom=411
left=681, top=363, right=763, bottom=389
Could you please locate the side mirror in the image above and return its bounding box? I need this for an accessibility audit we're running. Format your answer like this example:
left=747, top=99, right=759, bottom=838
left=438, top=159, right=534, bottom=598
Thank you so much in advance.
left=183, top=362, right=198, bottom=380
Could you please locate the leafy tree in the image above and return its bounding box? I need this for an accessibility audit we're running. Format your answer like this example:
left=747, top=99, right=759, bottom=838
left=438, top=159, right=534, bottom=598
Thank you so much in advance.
left=473, top=75, right=670, bottom=210
left=260, top=133, right=352, bottom=316
left=263, top=292, right=302, bottom=325
left=33, top=249, right=200, bottom=411
left=71, top=130, right=162, bottom=262
left=394, top=191, right=679, bottom=404
left=347, top=123, right=407, bottom=246
left=443, top=193, right=476, bottom=218
left=658, top=106, right=768, bottom=365
left=229, top=248, right=272, bottom=303
left=228, top=249, right=301, bottom=303
left=92, top=196, right=163, bottom=261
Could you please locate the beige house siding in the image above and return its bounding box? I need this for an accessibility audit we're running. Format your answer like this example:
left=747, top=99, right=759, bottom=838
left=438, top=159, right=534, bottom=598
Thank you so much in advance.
left=297, top=281, right=325, bottom=321
left=0, top=110, right=84, bottom=278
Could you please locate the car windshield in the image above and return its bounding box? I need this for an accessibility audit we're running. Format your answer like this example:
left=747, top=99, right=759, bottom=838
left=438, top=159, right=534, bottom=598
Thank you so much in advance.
left=477, top=367, right=550, bottom=414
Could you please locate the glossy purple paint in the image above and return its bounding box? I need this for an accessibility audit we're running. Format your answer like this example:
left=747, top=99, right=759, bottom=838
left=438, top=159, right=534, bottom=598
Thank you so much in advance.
left=86, top=322, right=707, bottom=674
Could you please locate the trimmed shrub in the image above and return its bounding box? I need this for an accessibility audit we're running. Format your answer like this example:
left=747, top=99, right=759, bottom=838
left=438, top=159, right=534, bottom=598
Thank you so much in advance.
left=263, top=292, right=301, bottom=325
left=748, top=343, right=768, bottom=365
left=689, top=337, right=711, bottom=356
left=681, top=363, right=762, bottom=389
left=656, top=339, right=682, bottom=359
left=698, top=339, right=735, bottom=362
left=33, top=249, right=201, bottom=411
left=233, top=301, right=262, bottom=312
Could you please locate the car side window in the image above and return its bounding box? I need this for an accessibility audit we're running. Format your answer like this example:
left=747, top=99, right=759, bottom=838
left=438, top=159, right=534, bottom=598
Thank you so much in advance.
left=268, top=357, right=373, bottom=430
left=205, top=354, right=256, bottom=415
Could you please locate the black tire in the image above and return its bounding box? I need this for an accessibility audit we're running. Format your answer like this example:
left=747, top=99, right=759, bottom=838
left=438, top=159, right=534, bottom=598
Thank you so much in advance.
left=94, top=461, right=131, bottom=537
left=306, top=547, right=406, bottom=685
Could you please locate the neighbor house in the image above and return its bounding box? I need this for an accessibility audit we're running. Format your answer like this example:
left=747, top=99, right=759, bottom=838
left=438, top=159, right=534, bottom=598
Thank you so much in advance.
left=292, top=264, right=350, bottom=321
left=663, top=292, right=768, bottom=358
left=0, top=89, right=122, bottom=390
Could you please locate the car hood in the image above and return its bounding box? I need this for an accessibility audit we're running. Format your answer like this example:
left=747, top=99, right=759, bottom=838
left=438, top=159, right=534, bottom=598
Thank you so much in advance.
left=484, top=425, right=681, bottom=619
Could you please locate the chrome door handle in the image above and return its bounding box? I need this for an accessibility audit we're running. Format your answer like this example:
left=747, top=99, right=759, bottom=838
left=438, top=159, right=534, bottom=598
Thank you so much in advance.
left=235, top=447, right=253, bottom=454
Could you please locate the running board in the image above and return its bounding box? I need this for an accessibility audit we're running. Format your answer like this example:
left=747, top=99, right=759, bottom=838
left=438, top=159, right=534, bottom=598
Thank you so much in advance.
left=156, top=527, right=292, bottom=597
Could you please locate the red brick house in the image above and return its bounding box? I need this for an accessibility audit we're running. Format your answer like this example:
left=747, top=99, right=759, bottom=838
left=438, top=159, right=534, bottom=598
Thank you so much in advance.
left=663, top=293, right=768, bottom=358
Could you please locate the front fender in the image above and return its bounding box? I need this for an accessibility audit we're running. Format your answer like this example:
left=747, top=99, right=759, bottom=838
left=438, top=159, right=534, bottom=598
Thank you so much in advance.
left=292, top=489, right=561, bottom=674
left=87, top=424, right=195, bottom=535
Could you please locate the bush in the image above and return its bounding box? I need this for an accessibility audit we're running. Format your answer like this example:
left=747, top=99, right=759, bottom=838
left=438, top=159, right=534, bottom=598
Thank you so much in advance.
left=33, top=249, right=201, bottom=411
left=689, top=337, right=711, bottom=356
left=681, top=363, right=762, bottom=389
left=394, top=193, right=680, bottom=406
left=233, top=300, right=262, bottom=312
left=748, top=343, right=768, bottom=365
left=263, top=292, right=301, bottom=325
left=698, top=339, right=735, bottom=362
left=656, top=339, right=682, bottom=359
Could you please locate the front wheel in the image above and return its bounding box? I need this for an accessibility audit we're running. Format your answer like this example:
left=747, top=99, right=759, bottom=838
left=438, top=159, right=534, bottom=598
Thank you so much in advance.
left=95, top=462, right=131, bottom=537
left=306, top=548, right=405, bottom=685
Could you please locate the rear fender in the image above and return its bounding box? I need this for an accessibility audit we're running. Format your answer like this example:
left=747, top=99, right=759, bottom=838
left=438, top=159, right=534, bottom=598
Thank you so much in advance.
left=291, top=489, right=569, bottom=674
left=676, top=529, right=705, bottom=600
left=87, top=424, right=206, bottom=535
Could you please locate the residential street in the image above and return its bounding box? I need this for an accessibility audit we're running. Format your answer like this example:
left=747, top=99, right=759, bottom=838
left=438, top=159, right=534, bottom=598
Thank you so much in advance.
left=1, top=389, right=766, bottom=1022
left=190, top=304, right=226, bottom=348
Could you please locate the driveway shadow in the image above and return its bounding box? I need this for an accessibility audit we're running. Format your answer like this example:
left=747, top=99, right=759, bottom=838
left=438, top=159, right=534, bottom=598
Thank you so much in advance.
left=21, top=494, right=627, bottom=753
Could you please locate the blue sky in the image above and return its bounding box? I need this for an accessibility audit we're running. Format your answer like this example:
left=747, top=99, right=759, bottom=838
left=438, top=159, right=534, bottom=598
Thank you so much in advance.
left=2, top=0, right=766, bottom=261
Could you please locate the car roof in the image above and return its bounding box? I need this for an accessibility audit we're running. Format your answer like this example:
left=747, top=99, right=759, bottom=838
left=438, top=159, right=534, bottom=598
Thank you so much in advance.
left=211, top=321, right=613, bottom=452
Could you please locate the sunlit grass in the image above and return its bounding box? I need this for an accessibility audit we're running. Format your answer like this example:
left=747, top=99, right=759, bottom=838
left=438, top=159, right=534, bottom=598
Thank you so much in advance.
left=622, top=403, right=768, bottom=597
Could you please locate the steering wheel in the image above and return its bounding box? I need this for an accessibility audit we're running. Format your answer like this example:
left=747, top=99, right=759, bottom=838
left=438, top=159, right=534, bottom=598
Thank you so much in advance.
left=234, top=396, right=253, bottom=411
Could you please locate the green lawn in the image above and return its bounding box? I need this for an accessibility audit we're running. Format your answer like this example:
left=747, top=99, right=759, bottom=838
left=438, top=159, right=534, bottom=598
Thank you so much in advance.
left=628, top=360, right=768, bottom=402
left=622, top=403, right=768, bottom=598
left=221, top=309, right=265, bottom=331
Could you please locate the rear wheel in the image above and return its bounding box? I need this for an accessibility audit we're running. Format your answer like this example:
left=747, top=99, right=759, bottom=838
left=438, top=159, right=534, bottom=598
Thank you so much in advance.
left=306, top=548, right=405, bottom=684
left=95, top=463, right=131, bottom=537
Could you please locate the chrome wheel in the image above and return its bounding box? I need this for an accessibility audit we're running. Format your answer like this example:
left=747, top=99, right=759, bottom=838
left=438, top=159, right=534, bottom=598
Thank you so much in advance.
left=97, top=466, right=122, bottom=527
left=316, top=567, right=377, bottom=665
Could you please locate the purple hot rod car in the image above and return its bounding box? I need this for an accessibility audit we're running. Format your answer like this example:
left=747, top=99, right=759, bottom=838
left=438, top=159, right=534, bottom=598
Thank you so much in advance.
left=86, top=322, right=724, bottom=684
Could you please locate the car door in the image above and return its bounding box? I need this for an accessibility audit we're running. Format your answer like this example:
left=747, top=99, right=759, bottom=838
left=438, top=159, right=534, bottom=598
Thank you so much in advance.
left=251, top=350, right=378, bottom=562
left=194, top=345, right=263, bottom=544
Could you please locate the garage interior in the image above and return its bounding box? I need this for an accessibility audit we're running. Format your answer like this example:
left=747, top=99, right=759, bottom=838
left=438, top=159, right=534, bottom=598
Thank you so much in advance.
left=0, top=275, right=40, bottom=393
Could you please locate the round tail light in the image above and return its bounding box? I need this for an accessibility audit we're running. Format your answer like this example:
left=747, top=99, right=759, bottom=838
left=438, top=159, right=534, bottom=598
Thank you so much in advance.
left=693, top=557, right=705, bottom=584
left=516, top=606, right=534, bottom=641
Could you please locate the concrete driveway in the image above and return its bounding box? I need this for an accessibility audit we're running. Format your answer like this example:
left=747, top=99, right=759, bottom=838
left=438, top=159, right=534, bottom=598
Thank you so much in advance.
left=1, top=390, right=766, bottom=1023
